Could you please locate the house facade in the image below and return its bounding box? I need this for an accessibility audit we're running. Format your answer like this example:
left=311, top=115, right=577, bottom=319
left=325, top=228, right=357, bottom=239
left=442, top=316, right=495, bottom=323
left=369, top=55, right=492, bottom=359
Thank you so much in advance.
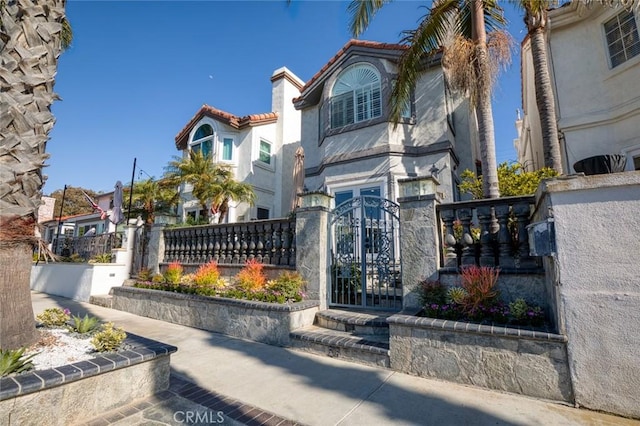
left=516, top=3, right=640, bottom=172
left=173, top=67, right=303, bottom=223
left=294, top=40, right=478, bottom=206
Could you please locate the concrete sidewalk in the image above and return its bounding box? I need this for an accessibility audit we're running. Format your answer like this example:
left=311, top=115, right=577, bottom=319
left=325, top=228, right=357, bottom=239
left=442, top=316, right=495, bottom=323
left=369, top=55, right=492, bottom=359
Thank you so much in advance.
left=31, top=292, right=638, bottom=426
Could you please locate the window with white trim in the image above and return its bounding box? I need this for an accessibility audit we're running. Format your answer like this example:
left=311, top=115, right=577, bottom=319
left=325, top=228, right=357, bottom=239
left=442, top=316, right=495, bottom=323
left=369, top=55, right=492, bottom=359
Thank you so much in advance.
left=190, top=124, right=213, bottom=158
left=259, top=139, right=272, bottom=165
left=604, top=10, right=640, bottom=68
left=257, top=208, right=269, bottom=220
left=221, top=137, right=233, bottom=161
left=331, top=64, right=381, bottom=129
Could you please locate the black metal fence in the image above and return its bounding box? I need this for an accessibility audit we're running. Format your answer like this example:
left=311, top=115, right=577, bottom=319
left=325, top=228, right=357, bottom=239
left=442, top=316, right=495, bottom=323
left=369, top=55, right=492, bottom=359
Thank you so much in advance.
left=52, top=232, right=123, bottom=261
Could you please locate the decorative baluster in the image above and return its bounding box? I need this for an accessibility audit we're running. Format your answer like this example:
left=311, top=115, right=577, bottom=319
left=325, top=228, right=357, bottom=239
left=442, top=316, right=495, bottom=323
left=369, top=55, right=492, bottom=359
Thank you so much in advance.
left=248, top=224, right=256, bottom=260
left=289, top=221, right=296, bottom=267
left=176, top=229, right=184, bottom=263
left=458, top=208, right=475, bottom=266
left=213, top=227, right=221, bottom=263
left=494, top=204, right=514, bottom=268
left=204, top=227, right=214, bottom=262
left=163, top=230, right=172, bottom=262
left=195, top=228, right=203, bottom=264
left=477, top=206, right=495, bottom=267
left=219, top=227, right=228, bottom=263
left=513, top=202, right=537, bottom=268
left=281, top=221, right=291, bottom=266
left=440, top=207, right=458, bottom=268
left=263, top=223, right=272, bottom=265
left=273, top=223, right=283, bottom=265
left=232, top=225, right=241, bottom=264
left=240, top=225, right=248, bottom=264
left=256, top=223, right=265, bottom=263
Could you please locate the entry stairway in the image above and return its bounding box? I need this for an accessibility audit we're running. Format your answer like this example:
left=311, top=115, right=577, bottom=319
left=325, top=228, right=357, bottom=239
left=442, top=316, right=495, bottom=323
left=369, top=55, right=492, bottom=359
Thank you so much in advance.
left=289, top=309, right=393, bottom=368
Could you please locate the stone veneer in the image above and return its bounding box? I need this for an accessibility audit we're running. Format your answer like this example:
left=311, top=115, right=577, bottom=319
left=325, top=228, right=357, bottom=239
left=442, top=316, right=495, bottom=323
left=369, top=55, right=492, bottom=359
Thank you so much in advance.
left=112, top=286, right=319, bottom=346
left=0, top=333, right=177, bottom=425
left=388, top=312, right=573, bottom=402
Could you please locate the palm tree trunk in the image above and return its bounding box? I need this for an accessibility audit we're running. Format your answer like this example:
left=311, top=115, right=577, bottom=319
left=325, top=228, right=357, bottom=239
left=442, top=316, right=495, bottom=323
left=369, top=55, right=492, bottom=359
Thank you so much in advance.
left=529, top=25, right=563, bottom=173
left=0, top=0, right=66, bottom=349
left=472, top=0, right=500, bottom=198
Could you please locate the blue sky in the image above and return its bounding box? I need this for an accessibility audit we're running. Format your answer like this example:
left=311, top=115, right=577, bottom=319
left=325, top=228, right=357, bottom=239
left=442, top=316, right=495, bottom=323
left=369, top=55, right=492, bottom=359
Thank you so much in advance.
left=44, top=0, right=527, bottom=194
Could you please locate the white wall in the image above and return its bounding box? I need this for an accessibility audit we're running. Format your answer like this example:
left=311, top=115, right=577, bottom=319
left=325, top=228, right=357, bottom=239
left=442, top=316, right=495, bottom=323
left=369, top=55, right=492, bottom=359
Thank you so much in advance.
left=534, top=172, right=640, bottom=418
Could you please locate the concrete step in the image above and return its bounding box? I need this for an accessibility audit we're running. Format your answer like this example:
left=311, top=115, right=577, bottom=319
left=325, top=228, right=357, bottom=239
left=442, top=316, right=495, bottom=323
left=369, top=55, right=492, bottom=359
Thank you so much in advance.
left=315, top=309, right=391, bottom=335
left=289, top=325, right=390, bottom=368
left=89, top=294, right=113, bottom=309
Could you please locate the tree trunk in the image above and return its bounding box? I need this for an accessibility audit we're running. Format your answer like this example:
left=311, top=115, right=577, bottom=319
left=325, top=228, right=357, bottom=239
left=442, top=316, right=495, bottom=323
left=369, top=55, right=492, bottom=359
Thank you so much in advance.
left=0, top=241, right=38, bottom=349
left=472, top=0, right=500, bottom=198
left=530, top=25, right=563, bottom=174
left=0, top=0, right=66, bottom=349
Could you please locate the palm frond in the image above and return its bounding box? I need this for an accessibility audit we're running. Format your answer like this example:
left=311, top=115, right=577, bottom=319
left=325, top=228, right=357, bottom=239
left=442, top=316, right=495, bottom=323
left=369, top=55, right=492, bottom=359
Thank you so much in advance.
left=348, top=0, right=391, bottom=37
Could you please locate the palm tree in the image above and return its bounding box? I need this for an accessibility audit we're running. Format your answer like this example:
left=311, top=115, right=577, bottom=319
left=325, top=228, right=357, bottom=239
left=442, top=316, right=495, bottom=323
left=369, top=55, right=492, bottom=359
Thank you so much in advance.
left=127, top=178, right=179, bottom=225
left=517, top=1, right=563, bottom=174
left=0, top=0, right=71, bottom=349
left=349, top=0, right=511, bottom=198
left=164, top=151, right=255, bottom=223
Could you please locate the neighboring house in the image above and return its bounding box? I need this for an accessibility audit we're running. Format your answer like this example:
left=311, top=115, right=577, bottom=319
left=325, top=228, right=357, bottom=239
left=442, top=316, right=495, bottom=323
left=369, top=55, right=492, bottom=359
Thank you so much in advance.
left=173, top=67, right=303, bottom=223
left=40, top=191, right=118, bottom=243
left=516, top=3, right=640, bottom=172
left=293, top=40, right=479, bottom=205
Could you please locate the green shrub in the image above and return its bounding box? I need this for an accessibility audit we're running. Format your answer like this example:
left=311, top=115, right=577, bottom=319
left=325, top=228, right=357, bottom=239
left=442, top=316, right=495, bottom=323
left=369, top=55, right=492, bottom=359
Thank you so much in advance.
left=267, top=271, right=306, bottom=301
left=446, top=287, right=468, bottom=305
left=151, top=273, right=165, bottom=283
left=164, top=261, right=183, bottom=284
left=89, top=253, right=112, bottom=263
left=417, top=279, right=446, bottom=306
left=0, top=347, right=37, bottom=377
left=91, top=322, right=127, bottom=352
left=69, top=314, right=101, bottom=334
left=36, top=308, right=71, bottom=327
left=137, top=268, right=152, bottom=281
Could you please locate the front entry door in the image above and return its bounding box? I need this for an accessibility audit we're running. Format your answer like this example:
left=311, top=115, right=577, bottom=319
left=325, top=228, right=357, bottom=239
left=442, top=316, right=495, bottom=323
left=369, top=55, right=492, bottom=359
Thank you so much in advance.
left=330, top=192, right=402, bottom=310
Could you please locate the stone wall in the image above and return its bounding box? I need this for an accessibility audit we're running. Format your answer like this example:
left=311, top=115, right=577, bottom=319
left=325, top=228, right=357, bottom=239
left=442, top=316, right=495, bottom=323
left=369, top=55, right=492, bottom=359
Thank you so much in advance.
left=112, top=286, right=318, bottom=346
left=0, top=333, right=176, bottom=425
left=388, top=313, right=573, bottom=402
left=533, top=172, right=640, bottom=419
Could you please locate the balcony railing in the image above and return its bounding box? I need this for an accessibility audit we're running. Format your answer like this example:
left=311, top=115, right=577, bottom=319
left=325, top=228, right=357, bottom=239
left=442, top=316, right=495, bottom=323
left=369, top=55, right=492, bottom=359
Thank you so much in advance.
left=52, top=232, right=123, bottom=261
left=436, top=196, right=538, bottom=271
left=162, top=218, right=296, bottom=266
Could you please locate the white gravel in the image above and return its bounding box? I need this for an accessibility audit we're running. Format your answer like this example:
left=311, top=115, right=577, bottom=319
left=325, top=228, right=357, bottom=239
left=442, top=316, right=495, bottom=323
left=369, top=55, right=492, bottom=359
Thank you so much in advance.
left=26, top=328, right=97, bottom=371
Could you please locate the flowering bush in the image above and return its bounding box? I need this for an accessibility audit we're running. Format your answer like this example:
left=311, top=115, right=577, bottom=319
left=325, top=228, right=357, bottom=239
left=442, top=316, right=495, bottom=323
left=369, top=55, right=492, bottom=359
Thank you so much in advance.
left=418, top=266, right=546, bottom=328
left=164, top=262, right=183, bottom=284
left=235, top=259, right=267, bottom=292
left=193, top=261, right=223, bottom=289
left=459, top=265, right=500, bottom=312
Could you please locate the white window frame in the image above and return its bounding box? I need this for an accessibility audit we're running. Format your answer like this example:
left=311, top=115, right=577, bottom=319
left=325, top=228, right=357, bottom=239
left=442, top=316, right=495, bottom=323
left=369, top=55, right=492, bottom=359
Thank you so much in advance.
left=256, top=207, right=270, bottom=220
left=219, top=135, right=235, bottom=163
left=330, top=64, right=382, bottom=129
left=258, top=139, right=273, bottom=166
left=603, top=9, right=640, bottom=69
left=189, top=123, right=215, bottom=158
left=621, top=143, right=640, bottom=171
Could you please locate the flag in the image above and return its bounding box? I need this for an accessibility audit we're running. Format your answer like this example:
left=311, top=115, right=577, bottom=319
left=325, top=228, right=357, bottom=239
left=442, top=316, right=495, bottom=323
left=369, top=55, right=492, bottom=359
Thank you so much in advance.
left=82, top=190, right=107, bottom=220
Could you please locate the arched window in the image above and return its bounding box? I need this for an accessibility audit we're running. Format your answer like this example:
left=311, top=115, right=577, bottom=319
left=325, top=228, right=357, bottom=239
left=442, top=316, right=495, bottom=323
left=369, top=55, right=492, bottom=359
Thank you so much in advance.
left=191, top=124, right=213, bottom=158
left=331, top=64, right=382, bottom=129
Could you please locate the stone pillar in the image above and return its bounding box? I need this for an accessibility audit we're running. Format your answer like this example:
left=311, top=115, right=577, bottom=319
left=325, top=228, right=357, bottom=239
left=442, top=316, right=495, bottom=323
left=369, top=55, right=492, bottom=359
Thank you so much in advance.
left=397, top=176, right=442, bottom=309
left=295, top=192, right=332, bottom=311
left=114, top=225, right=137, bottom=278
left=146, top=224, right=166, bottom=275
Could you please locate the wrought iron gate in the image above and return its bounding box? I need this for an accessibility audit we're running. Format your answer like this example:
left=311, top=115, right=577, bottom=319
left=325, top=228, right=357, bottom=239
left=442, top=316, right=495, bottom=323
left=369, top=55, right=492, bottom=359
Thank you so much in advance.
left=330, top=196, right=402, bottom=310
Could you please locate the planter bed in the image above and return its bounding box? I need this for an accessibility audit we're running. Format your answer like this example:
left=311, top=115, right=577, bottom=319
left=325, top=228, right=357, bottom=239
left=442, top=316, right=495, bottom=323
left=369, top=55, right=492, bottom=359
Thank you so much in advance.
left=0, top=333, right=177, bottom=426
left=111, top=286, right=319, bottom=346
left=388, top=311, right=573, bottom=403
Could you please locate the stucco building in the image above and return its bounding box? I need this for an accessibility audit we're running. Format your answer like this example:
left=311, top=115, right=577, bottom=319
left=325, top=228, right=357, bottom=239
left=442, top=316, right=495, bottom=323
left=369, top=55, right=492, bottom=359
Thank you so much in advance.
left=294, top=40, right=480, bottom=206
left=173, top=67, right=303, bottom=223
left=516, top=3, right=640, bottom=173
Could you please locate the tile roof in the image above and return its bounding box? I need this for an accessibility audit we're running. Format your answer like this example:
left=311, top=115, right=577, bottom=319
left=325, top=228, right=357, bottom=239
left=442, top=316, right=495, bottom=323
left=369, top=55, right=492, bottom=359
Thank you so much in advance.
left=294, top=39, right=407, bottom=103
left=175, top=105, right=278, bottom=150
